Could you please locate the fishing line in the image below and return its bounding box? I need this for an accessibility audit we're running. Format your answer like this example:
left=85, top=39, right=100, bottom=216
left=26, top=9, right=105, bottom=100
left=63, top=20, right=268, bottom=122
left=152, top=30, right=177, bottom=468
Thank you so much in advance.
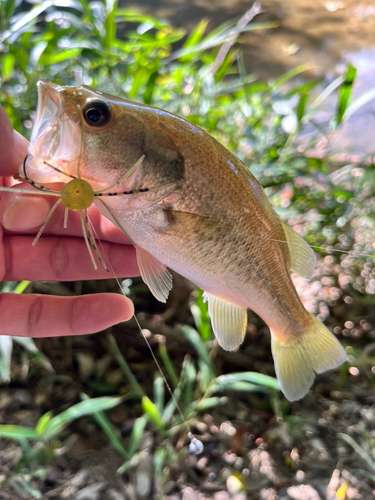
left=88, top=217, right=204, bottom=455
left=244, top=233, right=375, bottom=260
left=2, top=177, right=375, bottom=262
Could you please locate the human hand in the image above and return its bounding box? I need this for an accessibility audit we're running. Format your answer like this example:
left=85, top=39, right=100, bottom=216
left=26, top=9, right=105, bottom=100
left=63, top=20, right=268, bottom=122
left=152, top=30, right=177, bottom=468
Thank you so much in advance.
left=0, top=104, right=138, bottom=337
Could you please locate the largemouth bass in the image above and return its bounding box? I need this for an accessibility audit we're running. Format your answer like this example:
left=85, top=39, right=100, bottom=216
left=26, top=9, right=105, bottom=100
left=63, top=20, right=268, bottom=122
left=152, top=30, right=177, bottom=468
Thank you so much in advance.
left=19, top=80, right=347, bottom=401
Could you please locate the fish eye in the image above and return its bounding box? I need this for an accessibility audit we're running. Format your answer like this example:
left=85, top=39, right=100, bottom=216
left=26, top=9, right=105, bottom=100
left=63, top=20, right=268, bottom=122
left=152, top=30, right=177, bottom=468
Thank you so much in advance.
left=82, top=100, right=111, bottom=127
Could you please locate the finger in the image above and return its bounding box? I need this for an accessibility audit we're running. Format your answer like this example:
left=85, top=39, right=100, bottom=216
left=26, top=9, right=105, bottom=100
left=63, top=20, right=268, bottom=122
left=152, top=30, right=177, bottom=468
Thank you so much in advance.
left=0, top=105, right=29, bottom=176
left=3, top=235, right=139, bottom=281
left=0, top=187, right=131, bottom=245
left=0, top=293, right=134, bottom=337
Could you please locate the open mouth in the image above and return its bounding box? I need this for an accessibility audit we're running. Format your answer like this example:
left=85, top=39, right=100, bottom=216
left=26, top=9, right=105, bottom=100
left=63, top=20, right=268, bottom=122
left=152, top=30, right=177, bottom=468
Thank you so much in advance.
left=25, top=81, right=80, bottom=182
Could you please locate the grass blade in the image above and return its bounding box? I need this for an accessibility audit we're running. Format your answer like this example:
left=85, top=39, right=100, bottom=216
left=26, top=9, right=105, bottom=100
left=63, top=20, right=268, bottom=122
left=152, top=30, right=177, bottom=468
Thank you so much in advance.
left=81, top=393, right=130, bottom=459
left=343, top=86, right=375, bottom=122
left=214, top=372, right=281, bottom=391
left=107, top=334, right=145, bottom=398
left=142, top=396, right=164, bottom=429
left=128, top=416, right=148, bottom=456
left=159, top=343, right=179, bottom=388
left=336, top=63, right=357, bottom=125
left=0, top=335, right=12, bottom=382
left=42, top=396, right=124, bottom=440
left=0, top=425, right=39, bottom=440
left=338, top=433, right=375, bottom=472
left=178, top=325, right=216, bottom=381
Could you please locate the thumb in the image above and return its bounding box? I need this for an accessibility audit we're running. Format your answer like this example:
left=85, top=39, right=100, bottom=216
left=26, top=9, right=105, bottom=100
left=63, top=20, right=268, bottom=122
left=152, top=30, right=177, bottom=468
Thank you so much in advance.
left=0, top=191, right=51, bottom=231
left=0, top=105, right=29, bottom=176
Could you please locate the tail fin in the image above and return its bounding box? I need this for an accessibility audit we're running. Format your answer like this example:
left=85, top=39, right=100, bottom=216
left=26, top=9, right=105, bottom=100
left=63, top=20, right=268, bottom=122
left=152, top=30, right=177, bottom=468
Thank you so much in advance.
left=271, top=316, right=347, bottom=401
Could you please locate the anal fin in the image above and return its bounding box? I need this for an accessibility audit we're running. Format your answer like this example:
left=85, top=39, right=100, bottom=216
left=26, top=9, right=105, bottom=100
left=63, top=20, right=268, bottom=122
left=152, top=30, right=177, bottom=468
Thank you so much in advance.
left=136, top=247, right=172, bottom=303
left=203, top=292, right=247, bottom=350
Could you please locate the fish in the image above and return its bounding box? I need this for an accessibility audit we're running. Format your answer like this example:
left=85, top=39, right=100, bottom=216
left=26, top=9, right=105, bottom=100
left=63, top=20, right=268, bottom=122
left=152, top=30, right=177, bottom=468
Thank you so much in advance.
left=18, top=80, right=347, bottom=401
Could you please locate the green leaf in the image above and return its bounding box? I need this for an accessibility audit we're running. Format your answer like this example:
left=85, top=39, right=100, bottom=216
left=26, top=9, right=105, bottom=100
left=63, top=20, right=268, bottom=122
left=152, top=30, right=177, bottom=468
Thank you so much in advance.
left=3, top=0, right=18, bottom=22
left=80, top=393, right=129, bottom=459
left=2, top=0, right=51, bottom=42
left=42, top=396, right=123, bottom=440
left=40, top=48, right=82, bottom=65
left=128, top=416, right=148, bottom=456
left=1, top=53, right=15, bottom=81
left=308, top=74, right=345, bottom=111
left=11, top=476, right=43, bottom=499
left=35, top=412, right=52, bottom=436
left=162, top=386, right=181, bottom=424
left=14, top=280, right=30, bottom=294
left=336, top=63, right=357, bottom=125
left=297, top=91, right=308, bottom=124
left=190, top=287, right=212, bottom=341
left=108, top=334, right=145, bottom=398
left=0, top=425, right=39, bottom=440
left=183, top=358, right=197, bottom=406
left=153, top=375, right=165, bottom=413
left=338, top=433, right=375, bottom=472
left=166, top=21, right=277, bottom=63
left=117, top=452, right=141, bottom=474
left=104, top=0, right=117, bottom=50
left=179, top=325, right=216, bottom=381
left=214, top=372, right=281, bottom=391
left=143, top=70, right=158, bottom=105
left=211, top=380, right=260, bottom=393
left=179, top=19, right=209, bottom=62
left=194, top=396, right=228, bottom=411
left=159, top=343, right=179, bottom=388
left=343, top=86, right=375, bottom=122
left=115, top=9, right=170, bottom=29
left=0, top=335, right=12, bottom=382
left=269, top=65, right=312, bottom=92
left=142, top=396, right=164, bottom=429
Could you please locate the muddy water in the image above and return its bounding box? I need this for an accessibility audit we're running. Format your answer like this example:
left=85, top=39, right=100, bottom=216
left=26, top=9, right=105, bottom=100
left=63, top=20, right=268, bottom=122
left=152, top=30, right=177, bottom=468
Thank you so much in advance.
left=126, top=0, right=375, bottom=154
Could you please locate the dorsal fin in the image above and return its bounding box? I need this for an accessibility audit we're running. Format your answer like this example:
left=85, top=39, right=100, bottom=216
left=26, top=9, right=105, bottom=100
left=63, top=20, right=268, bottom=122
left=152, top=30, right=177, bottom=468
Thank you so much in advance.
left=203, top=292, right=247, bottom=350
left=136, top=247, right=172, bottom=303
left=282, top=221, right=316, bottom=279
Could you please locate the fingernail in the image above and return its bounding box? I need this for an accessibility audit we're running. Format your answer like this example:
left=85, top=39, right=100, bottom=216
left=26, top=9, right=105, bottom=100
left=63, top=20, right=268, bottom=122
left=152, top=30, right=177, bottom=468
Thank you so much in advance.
left=2, top=195, right=51, bottom=230
left=13, top=130, right=30, bottom=165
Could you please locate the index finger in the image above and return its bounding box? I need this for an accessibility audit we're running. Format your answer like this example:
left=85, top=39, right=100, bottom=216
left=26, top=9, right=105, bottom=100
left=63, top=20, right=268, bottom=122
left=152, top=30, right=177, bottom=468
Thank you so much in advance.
left=0, top=292, right=134, bottom=337
left=0, top=105, right=29, bottom=176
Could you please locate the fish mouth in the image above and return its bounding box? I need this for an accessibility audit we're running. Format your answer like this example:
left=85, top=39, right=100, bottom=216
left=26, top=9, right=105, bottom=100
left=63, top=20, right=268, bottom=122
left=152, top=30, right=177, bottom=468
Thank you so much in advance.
left=25, top=80, right=81, bottom=182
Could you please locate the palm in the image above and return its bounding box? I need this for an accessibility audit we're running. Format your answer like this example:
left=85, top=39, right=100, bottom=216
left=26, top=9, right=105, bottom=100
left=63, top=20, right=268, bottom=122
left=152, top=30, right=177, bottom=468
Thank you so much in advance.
left=0, top=105, right=137, bottom=337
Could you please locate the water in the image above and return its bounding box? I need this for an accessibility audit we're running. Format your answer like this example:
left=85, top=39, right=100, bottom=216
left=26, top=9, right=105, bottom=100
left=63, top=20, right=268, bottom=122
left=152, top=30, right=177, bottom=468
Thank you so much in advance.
left=125, top=0, right=375, bottom=155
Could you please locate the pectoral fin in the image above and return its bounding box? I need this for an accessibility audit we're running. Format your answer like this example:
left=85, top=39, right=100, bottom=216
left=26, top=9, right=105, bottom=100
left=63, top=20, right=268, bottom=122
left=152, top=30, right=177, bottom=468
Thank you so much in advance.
left=203, top=292, right=247, bottom=350
left=282, top=221, right=316, bottom=279
left=136, top=247, right=172, bottom=303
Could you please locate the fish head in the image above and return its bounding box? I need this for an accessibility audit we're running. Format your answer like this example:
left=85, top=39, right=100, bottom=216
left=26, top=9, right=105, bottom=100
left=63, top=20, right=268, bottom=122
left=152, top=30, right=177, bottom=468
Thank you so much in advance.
left=25, top=81, right=185, bottom=207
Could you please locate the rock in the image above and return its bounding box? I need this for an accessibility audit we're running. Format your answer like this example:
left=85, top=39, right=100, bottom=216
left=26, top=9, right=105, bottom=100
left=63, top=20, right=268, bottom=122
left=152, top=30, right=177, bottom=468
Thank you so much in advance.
left=182, top=487, right=206, bottom=500
left=213, top=492, right=231, bottom=500
left=135, top=450, right=153, bottom=498
left=287, top=484, right=321, bottom=500
left=264, top=422, right=294, bottom=449
left=75, top=482, right=106, bottom=500
left=107, top=490, right=126, bottom=500
left=303, top=438, right=331, bottom=470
